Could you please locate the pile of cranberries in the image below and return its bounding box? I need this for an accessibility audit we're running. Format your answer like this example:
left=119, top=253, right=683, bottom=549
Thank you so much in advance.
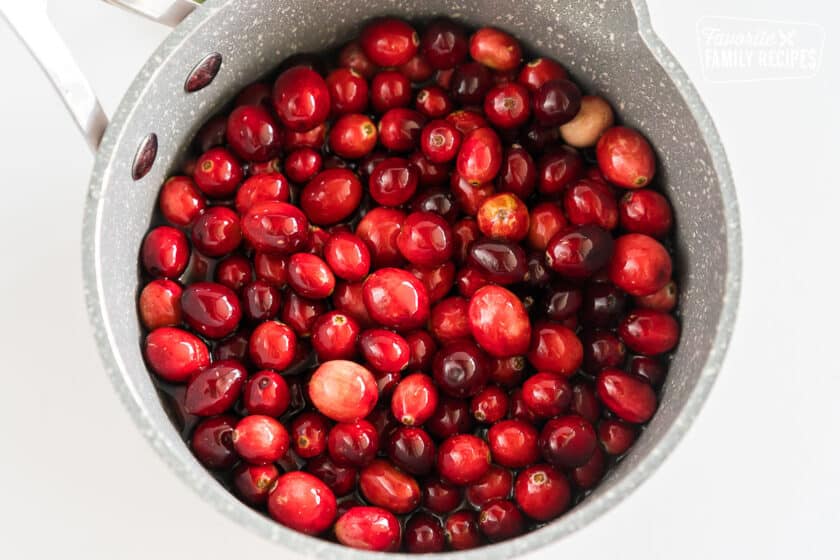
left=138, top=16, right=679, bottom=552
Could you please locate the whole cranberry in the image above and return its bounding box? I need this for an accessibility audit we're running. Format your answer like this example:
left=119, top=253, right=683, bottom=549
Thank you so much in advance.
left=455, top=266, right=489, bottom=298
left=457, top=127, right=502, bottom=185
left=521, top=372, right=572, bottom=418
left=411, top=187, right=460, bottom=223
left=533, top=79, right=582, bottom=126
left=467, top=465, right=513, bottom=508
left=328, top=420, right=379, bottom=468
left=289, top=412, right=330, bottom=458
left=287, top=252, right=335, bottom=299
left=498, top=145, right=537, bottom=199
left=420, top=119, right=462, bottom=164
left=452, top=175, right=495, bottom=216
left=405, top=513, right=445, bottom=553
left=424, top=478, right=463, bottom=514
left=628, top=354, right=667, bottom=386
left=572, top=445, right=607, bottom=488
left=326, top=68, right=369, bottom=115
left=468, top=240, right=527, bottom=285
left=438, top=434, right=491, bottom=485
left=445, top=510, right=482, bottom=550
left=545, top=224, right=615, bottom=279
left=281, top=291, right=326, bottom=336
left=420, top=19, right=468, bottom=69
left=489, top=356, right=527, bottom=388
left=233, top=414, right=289, bottom=464
left=309, top=360, right=378, bottom=422
left=311, top=311, right=360, bottom=362
left=370, top=70, right=411, bottom=113
left=426, top=396, right=474, bottom=439
left=450, top=62, right=492, bottom=105
left=283, top=122, right=327, bottom=151
left=242, top=370, right=290, bottom=416
left=635, top=279, right=678, bottom=312
left=360, top=18, right=418, bottom=67
left=232, top=463, right=278, bottom=506
left=394, top=211, right=455, bottom=268
left=226, top=104, right=283, bottom=162
left=467, top=285, right=532, bottom=359
left=599, top=418, right=638, bottom=455
left=410, top=150, right=451, bottom=185
left=355, top=207, right=406, bottom=268
left=527, top=202, right=567, bottom=251
left=484, top=82, right=531, bottom=128
left=359, top=329, right=410, bottom=373
left=521, top=122, right=561, bottom=152
left=478, top=499, right=525, bottom=542
left=433, top=340, right=490, bottom=398
left=581, top=282, right=627, bottom=327
left=184, top=360, right=246, bottom=416
left=582, top=329, right=626, bottom=373
left=139, top=279, right=182, bottom=330
left=212, top=330, right=250, bottom=363
left=284, top=148, right=322, bottom=183
left=378, top=108, right=426, bottom=152
left=596, top=126, right=656, bottom=188
left=306, top=455, right=357, bottom=496
left=409, top=262, right=455, bottom=304
left=359, top=459, right=421, bottom=514
left=363, top=268, right=430, bottom=331
left=619, top=189, right=673, bottom=237
left=268, top=472, right=337, bottom=535
left=142, top=226, right=189, bottom=278
left=242, top=201, right=309, bottom=254
left=333, top=281, right=375, bottom=327
left=565, top=178, right=619, bottom=230
left=254, top=252, right=288, bottom=288
left=368, top=157, right=419, bottom=207
left=328, top=114, right=378, bottom=159
left=539, top=415, right=597, bottom=468
left=619, top=309, right=680, bottom=356
left=214, top=256, right=252, bottom=292
left=609, top=233, right=673, bottom=296
left=235, top=279, right=277, bottom=321
left=159, top=176, right=206, bottom=226
left=541, top=282, right=582, bottom=322
left=391, top=372, right=439, bottom=427
left=387, top=426, right=436, bottom=475
left=323, top=232, right=371, bottom=282
left=487, top=419, right=540, bottom=468
left=538, top=145, right=584, bottom=195
left=470, top=27, right=521, bottom=71
left=190, top=206, right=242, bottom=258
left=399, top=53, right=433, bottom=82
left=477, top=195, right=531, bottom=247
left=190, top=415, right=237, bottom=469
left=193, top=147, right=243, bottom=198
left=405, top=330, right=437, bottom=372
left=339, top=40, right=379, bottom=79
left=299, top=169, right=363, bottom=226
left=446, top=108, right=489, bottom=135
left=429, top=297, right=469, bottom=344
left=272, top=66, right=330, bottom=131
left=518, top=57, right=568, bottom=92
left=334, top=506, right=402, bottom=552
left=415, top=85, right=454, bottom=118
left=514, top=464, right=571, bottom=521
left=453, top=218, right=480, bottom=263
left=528, top=321, right=583, bottom=376
left=181, top=282, right=241, bottom=339
left=248, top=320, right=297, bottom=370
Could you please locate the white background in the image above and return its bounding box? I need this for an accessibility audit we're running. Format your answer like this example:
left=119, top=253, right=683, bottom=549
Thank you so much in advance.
left=1, top=1, right=837, bottom=558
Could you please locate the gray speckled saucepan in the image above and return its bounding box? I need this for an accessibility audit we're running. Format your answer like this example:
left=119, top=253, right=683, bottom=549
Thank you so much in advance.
left=2, top=0, right=741, bottom=557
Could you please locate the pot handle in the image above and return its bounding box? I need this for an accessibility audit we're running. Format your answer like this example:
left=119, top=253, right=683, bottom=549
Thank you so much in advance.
left=0, top=0, right=199, bottom=152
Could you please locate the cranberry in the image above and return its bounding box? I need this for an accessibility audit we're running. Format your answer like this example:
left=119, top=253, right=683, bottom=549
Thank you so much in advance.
left=468, top=240, right=527, bottom=285
left=193, top=147, right=243, bottom=198
left=272, top=66, right=330, bottom=132
left=399, top=53, right=433, bottom=82
left=581, top=282, right=627, bottom=326
left=232, top=463, right=278, bottom=506
left=528, top=322, right=583, bottom=376
left=362, top=268, right=430, bottom=331
left=426, top=396, right=474, bottom=439
left=299, top=169, right=363, bottom=226
left=424, top=478, right=463, bottom=514
left=213, top=330, right=250, bottom=363
left=467, top=285, right=531, bottom=359
left=599, top=418, right=638, bottom=455
left=521, top=122, right=561, bottom=153
left=572, top=445, right=606, bottom=488
left=284, top=148, right=322, bottom=184
left=242, top=201, right=309, bottom=254
left=478, top=499, right=525, bottom=542
left=428, top=297, right=468, bottom=344
left=309, top=360, right=378, bottom=422
left=226, top=104, right=283, bottom=162
left=484, top=82, right=531, bottom=128
left=498, top=145, right=537, bottom=199
left=189, top=206, right=241, bottom=258
left=452, top=175, right=495, bottom=216
left=328, top=114, right=378, bottom=159
left=628, top=354, right=667, bottom=386
left=470, top=27, right=521, bottom=71
left=487, top=419, right=539, bottom=468
left=328, top=420, right=379, bottom=468
left=539, top=415, right=597, bottom=468
left=411, top=189, right=459, bottom=226
left=311, top=311, right=360, bottom=362
left=477, top=194, right=531, bottom=245
left=466, top=465, right=512, bottom=508
left=438, top=434, right=491, bottom=485
left=610, top=234, right=673, bottom=297
left=582, top=329, right=626, bottom=373
left=405, top=512, right=445, bottom=553
left=322, top=232, right=370, bottom=282
left=389, top=371, right=438, bottom=426
left=565, top=178, right=619, bottom=230
left=514, top=464, right=571, bottom=521
left=545, top=224, right=615, bottom=279
left=142, top=226, right=189, bottom=278
left=360, top=18, right=419, bottom=67
left=445, top=510, right=482, bottom=549
left=180, top=282, right=241, bottom=339
left=289, top=412, right=330, bottom=458
left=387, top=426, right=436, bottom=475
left=370, top=70, right=411, bottom=113
left=538, top=145, right=584, bottom=195
left=526, top=202, right=566, bottom=252
left=284, top=122, right=327, bottom=150
left=326, top=68, right=369, bottom=115
left=248, top=320, right=297, bottom=370
left=450, top=62, right=492, bottom=105
left=268, top=472, right=337, bottom=535
left=446, top=108, right=489, bottom=135
left=334, top=506, right=402, bottom=552
left=378, top=108, right=426, bottom=152
left=281, top=291, right=326, bottom=336
left=366, top=158, right=418, bottom=208
left=518, top=58, right=568, bottom=92
left=239, top=280, right=278, bottom=321
left=233, top=414, right=289, bottom=464
left=489, top=356, right=527, bottom=388
left=139, top=279, right=182, bottom=330
left=358, top=329, right=409, bottom=373
left=254, top=252, right=288, bottom=287
left=360, top=459, right=422, bottom=514
left=453, top=218, right=479, bottom=263
left=213, top=256, right=252, bottom=292
left=306, top=455, right=357, bottom=496
left=374, top=370, right=402, bottom=397
left=420, top=19, right=468, bottom=69
left=248, top=158, right=282, bottom=175
left=619, top=309, right=680, bottom=356
left=243, top=370, right=291, bottom=416
left=392, top=212, right=455, bottom=269
left=455, top=266, right=489, bottom=298
left=339, top=40, right=379, bottom=79
left=457, top=127, right=502, bottom=185
left=159, top=176, right=206, bottom=226
left=521, top=372, right=572, bottom=418
left=433, top=340, right=490, bottom=398
left=409, top=262, right=455, bottom=304
left=405, top=330, right=437, bottom=372
left=190, top=414, right=237, bottom=469
left=415, top=85, right=454, bottom=118
left=184, top=360, right=246, bottom=416
left=533, top=79, right=581, bottom=126
left=596, top=126, right=656, bottom=188
left=619, top=189, right=673, bottom=237
left=420, top=119, right=462, bottom=164
left=333, top=281, right=375, bottom=327
left=635, top=279, right=678, bottom=312
left=286, top=253, right=335, bottom=299
left=355, top=207, right=406, bottom=268
left=540, top=282, right=581, bottom=321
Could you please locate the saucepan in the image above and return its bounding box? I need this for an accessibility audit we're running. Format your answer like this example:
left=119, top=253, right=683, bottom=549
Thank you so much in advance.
left=1, top=0, right=741, bottom=556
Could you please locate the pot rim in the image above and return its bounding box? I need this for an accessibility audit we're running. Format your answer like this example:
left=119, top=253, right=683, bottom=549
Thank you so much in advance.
left=81, top=0, right=742, bottom=557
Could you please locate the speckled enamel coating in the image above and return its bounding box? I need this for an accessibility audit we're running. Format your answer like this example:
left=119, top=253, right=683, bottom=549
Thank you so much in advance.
left=82, top=1, right=742, bottom=557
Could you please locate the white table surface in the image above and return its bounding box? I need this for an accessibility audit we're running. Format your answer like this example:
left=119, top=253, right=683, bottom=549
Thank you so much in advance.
left=1, top=1, right=837, bottom=558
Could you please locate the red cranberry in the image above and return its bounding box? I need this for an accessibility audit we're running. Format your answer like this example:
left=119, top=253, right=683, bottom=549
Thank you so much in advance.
left=272, top=66, right=330, bottom=132
left=368, top=157, right=419, bottom=207
left=420, top=119, right=461, bottom=164
left=299, top=169, right=363, bottom=226
left=466, top=465, right=512, bottom=508
left=581, top=282, right=627, bottom=327
left=399, top=53, right=433, bottom=82
left=426, top=396, right=473, bottom=439
left=468, top=240, right=527, bottom=285
left=528, top=321, right=583, bottom=376
left=309, top=360, right=378, bottom=422
left=518, top=58, right=568, bottom=91
left=139, top=279, right=182, bottom=330
left=597, top=126, right=656, bottom=188
left=248, top=158, right=282, bottom=175
left=184, top=360, right=246, bottom=416
left=281, top=291, right=326, bottom=336
left=360, top=18, right=418, bottom=67
left=565, top=178, right=619, bottom=230
left=254, top=252, right=288, bottom=288
left=359, top=329, right=410, bottom=373
left=284, top=148, right=322, bottom=183
left=405, top=512, right=445, bottom=553
left=526, top=202, right=565, bottom=252
left=159, top=176, right=206, bottom=226
left=242, top=370, right=291, bottom=416
left=240, top=281, right=279, bottom=322
left=429, top=297, right=469, bottom=344
left=333, top=281, right=375, bottom=327
left=142, top=226, right=189, bottom=278
left=355, top=207, right=406, bottom=268
left=453, top=218, right=479, bottom=263
left=599, top=418, right=638, bottom=455
left=635, top=279, right=678, bottom=312
left=181, top=282, right=241, bottom=339
left=363, top=267, right=430, bottom=331
left=476, top=193, right=530, bottom=243
left=391, top=372, right=439, bottom=427
left=545, top=224, right=615, bottom=279
left=452, top=175, right=495, bottom=217
left=572, top=445, right=606, bottom=488
left=226, top=104, right=283, bottom=162
left=539, top=415, right=597, bottom=468
left=446, top=108, right=489, bottom=135
left=489, top=356, right=527, bottom=388
left=287, top=253, right=335, bottom=299
left=323, top=232, right=371, bottom=282
left=521, top=372, right=572, bottom=418
left=533, top=79, right=581, bottom=126
left=190, top=207, right=242, bottom=258
left=395, top=211, right=454, bottom=268
left=538, top=145, right=584, bottom=195
left=450, top=62, right=492, bottom=105
left=455, top=266, right=489, bottom=298
left=339, top=40, right=379, bottom=79
left=374, top=370, right=402, bottom=397
left=424, top=478, right=463, bottom=514
left=487, top=419, right=540, bottom=468
left=370, top=70, right=411, bottom=113
left=498, top=145, right=537, bottom=199
left=405, top=330, right=437, bottom=372
left=628, top=354, right=667, bottom=386
left=306, top=455, right=357, bottom=496
left=438, top=434, right=491, bottom=485
left=582, top=329, right=626, bottom=373
left=213, top=255, right=252, bottom=292
left=193, top=147, right=243, bottom=198
left=232, top=463, right=278, bottom=506
left=283, top=122, right=327, bottom=150
left=609, top=233, right=672, bottom=296
left=190, top=414, right=237, bottom=469
left=470, top=27, right=521, bottom=71
left=445, top=510, right=482, bottom=549
left=311, top=311, right=360, bottom=362
left=248, top=320, right=297, bottom=370
left=411, top=151, right=453, bottom=187
left=387, top=426, right=436, bottom=475
left=415, top=85, right=454, bottom=118
left=484, top=82, right=531, bottom=128
left=514, top=464, right=571, bottom=521
left=457, top=127, right=502, bottom=185
left=326, top=68, right=369, bottom=115
left=478, top=499, right=525, bottom=542
left=619, top=189, right=673, bottom=237
left=409, top=262, right=455, bottom=303
left=420, top=19, right=468, bottom=69
left=289, top=412, right=330, bottom=458
left=433, top=340, right=490, bottom=398
left=328, top=114, right=378, bottom=159
left=328, top=420, right=379, bottom=468
left=359, top=459, right=421, bottom=514
left=379, top=108, right=426, bottom=152
left=268, top=472, right=337, bottom=535
left=233, top=414, right=289, bottom=464
left=334, top=506, right=402, bottom=551
left=241, top=201, right=309, bottom=254
left=467, top=285, right=531, bottom=358
left=619, top=309, right=679, bottom=355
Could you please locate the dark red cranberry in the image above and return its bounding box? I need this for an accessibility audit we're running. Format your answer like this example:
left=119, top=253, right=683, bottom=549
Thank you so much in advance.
left=339, top=40, right=379, bottom=79
left=409, top=150, right=450, bottom=187
left=212, top=330, right=250, bottom=362
left=457, top=127, right=502, bottom=185
left=374, top=370, right=402, bottom=397
left=420, top=119, right=461, bottom=164
left=468, top=240, right=528, bottom=285
left=241, top=201, right=309, bottom=254
left=426, top=396, right=474, bottom=439
left=522, top=372, right=572, bottom=418
left=453, top=218, right=479, bottom=263
left=438, top=434, right=491, bottom=485
left=399, top=53, right=433, bottom=82
left=272, top=66, right=330, bottom=132
left=181, top=282, right=242, bottom=339
left=508, top=388, right=539, bottom=423
left=362, top=267, right=430, bottom=331
left=334, top=506, right=401, bottom=551
left=596, top=126, right=656, bottom=188
left=455, top=266, right=489, bottom=298
left=281, top=291, right=326, bottom=336
left=572, top=445, right=606, bottom=488
left=470, top=27, right=521, bottom=71
left=184, top=360, right=246, bottom=416
left=411, top=187, right=459, bottom=223
left=391, top=373, right=439, bottom=427
left=452, top=175, right=495, bottom=216
left=565, top=178, right=619, bottom=230
left=619, top=309, right=679, bottom=355
left=581, top=282, right=627, bottom=326
left=450, top=62, right=492, bottom=105
left=142, top=226, right=189, bottom=278
left=628, top=354, right=667, bottom=386
left=300, top=169, right=363, bottom=226
left=226, top=104, right=283, bottom=162
left=424, top=478, right=463, bottom=514
left=159, top=176, right=206, bottom=227
left=466, top=465, right=512, bottom=508
left=240, top=281, right=280, bottom=322
left=405, top=330, right=437, bottom=372
left=368, top=157, right=419, bottom=207
left=541, top=282, right=582, bottom=321
left=360, top=18, right=419, bottom=67
left=248, top=320, right=297, bottom=370
left=333, top=281, right=375, bottom=327
left=370, top=70, right=411, bottom=113
left=445, top=510, right=482, bottom=550
left=309, top=360, right=378, bottom=422
left=599, top=418, right=638, bottom=455
left=420, top=19, right=468, bottom=69
left=190, top=207, right=241, bottom=258
left=290, top=411, right=330, bottom=458
left=328, top=114, right=378, bottom=159
left=283, top=122, right=327, bottom=151
left=489, top=356, right=527, bottom=388
left=521, top=122, right=561, bottom=153
left=478, top=499, right=525, bottom=542
left=533, top=79, right=581, bottom=126
left=405, top=512, right=445, bottom=553
left=545, top=224, right=615, bottom=279
left=326, top=68, right=369, bottom=115
left=139, top=279, right=182, bottom=330
left=253, top=252, right=288, bottom=288
left=306, top=455, right=357, bottom=496
left=528, top=321, right=583, bottom=376
left=242, top=369, right=290, bottom=416
left=484, top=82, right=531, bottom=128
left=355, top=207, right=406, bottom=268
left=582, top=329, right=626, bottom=372
left=518, top=58, right=568, bottom=92
left=487, top=419, right=540, bottom=468
left=540, top=415, right=597, bottom=468
left=284, top=148, right=322, bottom=184
left=231, top=462, right=278, bottom=506
left=467, top=285, right=531, bottom=358
left=359, top=329, right=410, bottom=373
left=328, top=420, right=379, bottom=468
left=311, top=311, right=360, bottom=362
left=514, top=465, right=571, bottom=521
left=213, top=256, right=251, bottom=292
left=233, top=414, right=289, bottom=464
left=433, top=340, right=490, bottom=398
left=378, top=108, right=426, bottom=152
left=268, top=472, right=337, bottom=535
left=498, top=145, right=537, bottom=200
left=387, top=426, right=436, bottom=476
left=609, top=233, right=672, bottom=296
left=538, top=145, right=584, bottom=195
left=415, top=85, right=454, bottom=118
left=190, top=414, right=237, bottom=469
left=193, top=147, right=243, bottom=198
